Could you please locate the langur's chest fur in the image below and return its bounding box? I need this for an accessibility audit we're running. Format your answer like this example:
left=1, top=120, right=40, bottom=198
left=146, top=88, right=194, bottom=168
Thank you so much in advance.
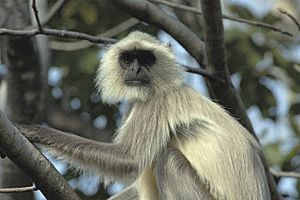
left=114, top=85, right=202, bottom=166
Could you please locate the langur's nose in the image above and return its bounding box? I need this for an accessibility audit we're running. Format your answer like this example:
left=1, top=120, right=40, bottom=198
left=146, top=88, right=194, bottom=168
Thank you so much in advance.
left=131, top=59, right=141, bottom=74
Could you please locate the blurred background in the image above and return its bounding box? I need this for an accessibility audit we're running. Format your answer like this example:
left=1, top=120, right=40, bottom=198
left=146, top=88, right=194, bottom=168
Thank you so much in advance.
left=0, top=0, right=299, bottom=199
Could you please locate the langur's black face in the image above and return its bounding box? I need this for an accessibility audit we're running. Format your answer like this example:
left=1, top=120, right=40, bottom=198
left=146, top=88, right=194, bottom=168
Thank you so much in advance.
left=119, top=50, right=156, bottom=86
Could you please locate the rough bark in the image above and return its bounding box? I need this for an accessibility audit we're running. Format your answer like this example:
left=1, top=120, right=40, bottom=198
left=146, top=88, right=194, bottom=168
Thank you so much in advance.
left=0, top=111, right=81, bottom=200
left=0, top=1, right=44, bottom=199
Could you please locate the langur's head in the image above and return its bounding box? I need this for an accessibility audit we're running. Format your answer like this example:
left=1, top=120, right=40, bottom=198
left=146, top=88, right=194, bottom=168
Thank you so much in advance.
left=96, top=31, right=183, bottom=104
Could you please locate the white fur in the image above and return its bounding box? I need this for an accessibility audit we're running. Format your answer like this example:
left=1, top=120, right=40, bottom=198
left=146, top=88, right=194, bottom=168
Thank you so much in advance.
left=29, top=31, right=271, bottom=200
left=100, top=31, right=271, bottom=199
left=117, top=85, right=270, bottom=199
left=96, top=31, right=183, bottom=104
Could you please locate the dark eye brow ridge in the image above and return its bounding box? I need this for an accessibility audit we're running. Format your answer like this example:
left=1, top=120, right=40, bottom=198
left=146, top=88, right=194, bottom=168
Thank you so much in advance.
left=119, top=49, right=156, bottom=67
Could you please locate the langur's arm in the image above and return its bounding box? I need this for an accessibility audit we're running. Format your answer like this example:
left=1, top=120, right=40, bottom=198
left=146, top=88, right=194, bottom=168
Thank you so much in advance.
left=155, top=148, right=215, bottom=200
left=17, top=125, right=139, bottom=180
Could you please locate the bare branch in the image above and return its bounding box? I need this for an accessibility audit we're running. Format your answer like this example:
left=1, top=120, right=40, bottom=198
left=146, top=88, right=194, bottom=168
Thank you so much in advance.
left=270, top=168, right=300, bottom=179
left=181, top=64, right=223, bottom=83
left=4, top=0, right=65, bottom=29
left=0, top=19, right=215, bottom=81
left=0, top=28, right=117, bottom=44
left=0, top=111, right=81, bottom=200
left=278, top=8, right=300, bottom=31
left=200, top=0, right=256, bottom=138
left=50, top=18, right=139, bottom=51
left=0, top=186, right=37, bottom=193
left=28, top=0, right=68, bottom=29
left=149, top=0, right=293, bottom=37
left=31, top=0, right=43, bottom=31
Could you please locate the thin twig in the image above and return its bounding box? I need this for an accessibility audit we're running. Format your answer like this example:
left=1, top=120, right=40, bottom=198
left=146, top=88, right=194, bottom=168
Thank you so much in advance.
left=270, top=168, right=300, bottom=179
left=0, top=186, right=37, bottom=193
left=0, top=28, right=117, bottom=44
left=50, top=18, right=139, bottom=51
left=149, top=0, right=293, bottom=37
left=278, top=8, right=300, bottom=31
left=181, top=64, right=224, bottom=83
left=31, top=0, right=43, bottom=31
left=28, top=0, right=68, bottom=29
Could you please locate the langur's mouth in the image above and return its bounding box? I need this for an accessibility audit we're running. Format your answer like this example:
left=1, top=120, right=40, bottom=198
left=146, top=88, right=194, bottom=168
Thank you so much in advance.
left=125, top=80, right=150, bottom=86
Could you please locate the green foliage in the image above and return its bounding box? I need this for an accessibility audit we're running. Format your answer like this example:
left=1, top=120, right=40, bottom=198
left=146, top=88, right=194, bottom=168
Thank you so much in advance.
left=264, top=143, right=283, bottom=165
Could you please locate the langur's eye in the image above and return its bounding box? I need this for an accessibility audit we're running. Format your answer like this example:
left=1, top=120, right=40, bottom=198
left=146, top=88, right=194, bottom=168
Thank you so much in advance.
left=119, top=50, right=156, bottom=68
left=137, top=51, right=156, bottom=67
left=122, top=57, right=130, bottom=66
left=119, top=52, right=134, bottom=68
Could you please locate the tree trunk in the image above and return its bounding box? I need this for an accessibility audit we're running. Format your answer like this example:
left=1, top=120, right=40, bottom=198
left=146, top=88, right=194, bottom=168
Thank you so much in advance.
left=0, top=0, right=47, bottom=199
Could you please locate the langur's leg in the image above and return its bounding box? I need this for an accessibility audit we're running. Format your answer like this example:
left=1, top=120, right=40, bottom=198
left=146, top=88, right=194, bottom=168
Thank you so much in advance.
left=155, top=148, right=215, bottom=200
left=107, top=186, right=139, bottom=200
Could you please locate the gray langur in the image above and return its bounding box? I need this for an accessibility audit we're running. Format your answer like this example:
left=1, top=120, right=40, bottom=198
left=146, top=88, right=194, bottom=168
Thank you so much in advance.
left=19, top=31, right=270, bottom=200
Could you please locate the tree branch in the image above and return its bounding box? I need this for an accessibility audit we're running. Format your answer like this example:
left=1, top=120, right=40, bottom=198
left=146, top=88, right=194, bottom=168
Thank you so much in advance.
left=50, top=18, right=139, bottom=51
left=181, top=64, right=223, bottom=83
left=0, top=28, right=117, bottom=44
left=31, top=0, right=43, bottom=31
left=0, top=0, right=214, bottom=81
left=199, top=0, right=255, bottom=135
left=149, top=0, right=293, bottom=37
left=278, top=8, right=300, bottom=31
left=0, top=111, right=81, bottom=200
left=0, top=186, right=37, bottom=193
left=27, top=0, right=68, bottom=29
left=0, top=29, right=215, bottom=81
left=270, top=168, right=300, bottom=179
